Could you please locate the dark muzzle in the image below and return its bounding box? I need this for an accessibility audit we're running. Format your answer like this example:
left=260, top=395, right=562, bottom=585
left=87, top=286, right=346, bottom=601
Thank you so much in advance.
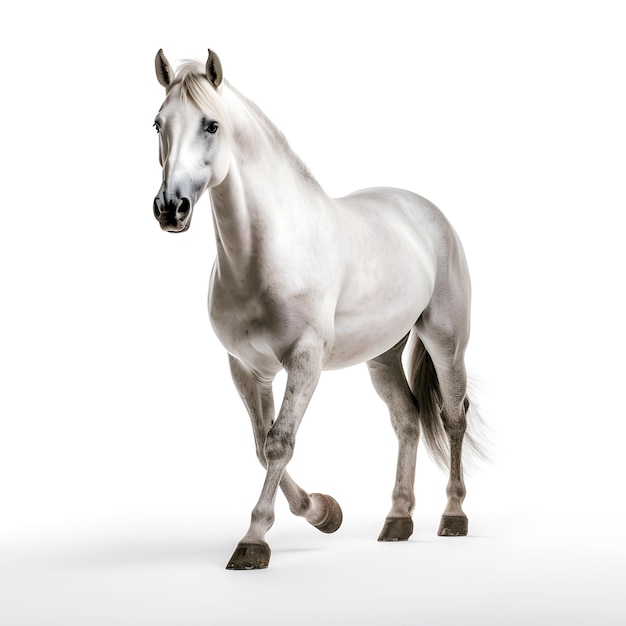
left=153, top=196, right=193, bottom=232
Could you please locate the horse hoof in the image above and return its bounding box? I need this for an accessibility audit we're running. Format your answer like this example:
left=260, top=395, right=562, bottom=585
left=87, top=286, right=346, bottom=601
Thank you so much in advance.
left=310, top=493, right=343, bottom=533
left=438, top=515, right=468, bottom=537
left=378, top=517, right=414, bottom=542
left=226, top=542, right=271, bottom=570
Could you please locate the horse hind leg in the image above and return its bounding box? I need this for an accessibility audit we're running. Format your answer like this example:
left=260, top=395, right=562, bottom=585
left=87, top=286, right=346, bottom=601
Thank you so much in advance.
left=414, top=314, right=470, bottom=537
left=367, top=336, right=419, bottom=542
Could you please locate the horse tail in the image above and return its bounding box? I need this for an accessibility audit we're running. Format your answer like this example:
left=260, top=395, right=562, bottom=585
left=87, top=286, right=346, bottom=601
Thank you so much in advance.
left=406, top=333, right=448, bottom=468
left=406, top=332, right=487, bottom=470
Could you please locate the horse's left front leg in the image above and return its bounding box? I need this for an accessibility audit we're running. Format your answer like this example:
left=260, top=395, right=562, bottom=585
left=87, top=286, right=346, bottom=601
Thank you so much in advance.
left=226, top=338, right=334, bottom=570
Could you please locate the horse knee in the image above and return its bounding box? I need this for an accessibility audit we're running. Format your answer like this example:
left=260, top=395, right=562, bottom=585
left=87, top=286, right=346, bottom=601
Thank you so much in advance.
left=390, top=414, right=420, bottom=442
left=264, top=425, right=295, bottom=465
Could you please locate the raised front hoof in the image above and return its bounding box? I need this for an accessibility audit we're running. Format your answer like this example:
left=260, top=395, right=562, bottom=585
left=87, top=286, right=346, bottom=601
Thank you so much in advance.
left=226, top=542, right=271, bottom=570
left=378, top=517, right=414, bottom=542
left=438, top=515, right=468, bottom=537
left=310, top=493, right=343, bottom=534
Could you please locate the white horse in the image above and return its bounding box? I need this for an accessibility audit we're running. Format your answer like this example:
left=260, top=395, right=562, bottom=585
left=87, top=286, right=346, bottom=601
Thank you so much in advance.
left=153, top=49, right=481, bottom=569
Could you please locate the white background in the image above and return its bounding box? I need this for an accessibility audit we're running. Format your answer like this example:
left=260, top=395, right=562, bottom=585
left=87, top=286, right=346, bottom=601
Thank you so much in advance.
left=1, top=1, right=625, bottom=624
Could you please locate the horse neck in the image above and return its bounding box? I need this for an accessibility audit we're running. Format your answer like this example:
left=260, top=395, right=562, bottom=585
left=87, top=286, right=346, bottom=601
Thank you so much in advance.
left=209, top=86, right=326, bottom=282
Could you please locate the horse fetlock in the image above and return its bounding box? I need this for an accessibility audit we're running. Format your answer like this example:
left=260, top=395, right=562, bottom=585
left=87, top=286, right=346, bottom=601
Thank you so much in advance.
left=391, top=487, right=415, bottom=516
left=445, top=481, right=466, bottom=502
left=288, top=491, right=312, bottom=517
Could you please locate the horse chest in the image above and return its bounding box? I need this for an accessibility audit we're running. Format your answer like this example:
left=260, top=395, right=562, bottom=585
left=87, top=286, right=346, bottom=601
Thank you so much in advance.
left=208, top=277, right=314, bottom=373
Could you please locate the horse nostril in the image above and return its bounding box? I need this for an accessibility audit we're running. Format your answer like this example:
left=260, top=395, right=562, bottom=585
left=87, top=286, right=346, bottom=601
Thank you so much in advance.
left=153, top=198, right=163, bottom=219
left=177, top=197, right=192, bottom=219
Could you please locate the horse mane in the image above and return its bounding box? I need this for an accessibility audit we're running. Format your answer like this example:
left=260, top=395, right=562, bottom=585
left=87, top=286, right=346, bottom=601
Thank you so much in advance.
left=170, top=61, right=320, bottom=189
left=224, top=81, right=319, bottom=187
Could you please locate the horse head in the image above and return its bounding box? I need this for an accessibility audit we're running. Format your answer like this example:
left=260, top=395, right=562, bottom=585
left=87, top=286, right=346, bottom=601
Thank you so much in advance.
left=152, top=49, right=229, bottom=232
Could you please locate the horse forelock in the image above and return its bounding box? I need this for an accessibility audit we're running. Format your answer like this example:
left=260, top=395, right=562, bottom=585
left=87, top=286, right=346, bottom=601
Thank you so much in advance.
left=167, top=60, right=225, bottom=117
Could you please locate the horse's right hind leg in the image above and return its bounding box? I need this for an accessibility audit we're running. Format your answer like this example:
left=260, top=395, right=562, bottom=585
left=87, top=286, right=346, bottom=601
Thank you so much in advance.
left=367, top=336, right=420, bottom=542
left=416, top=297, right=471, bottom=537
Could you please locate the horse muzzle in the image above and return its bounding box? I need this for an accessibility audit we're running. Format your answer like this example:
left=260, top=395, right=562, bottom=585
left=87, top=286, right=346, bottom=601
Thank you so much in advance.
left=153, top=195, right=194, bottom=233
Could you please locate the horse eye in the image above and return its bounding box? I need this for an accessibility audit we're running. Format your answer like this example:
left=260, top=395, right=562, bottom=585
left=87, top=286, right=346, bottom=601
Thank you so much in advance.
left=206, top=121, right=219, bottom=134
left=153, top=122, right=161, bottom=134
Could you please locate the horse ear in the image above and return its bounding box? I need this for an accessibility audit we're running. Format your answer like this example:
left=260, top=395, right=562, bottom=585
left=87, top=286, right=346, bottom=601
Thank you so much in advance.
left=155, top=49, right=174, bottom=88
left=206, top=49, right=223, bottom=89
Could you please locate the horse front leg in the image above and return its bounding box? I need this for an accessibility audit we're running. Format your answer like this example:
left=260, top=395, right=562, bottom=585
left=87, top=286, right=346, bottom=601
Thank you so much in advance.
left=226, top=339, right=340, bottom=570
left=228, top=355, right=342, bottom=545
